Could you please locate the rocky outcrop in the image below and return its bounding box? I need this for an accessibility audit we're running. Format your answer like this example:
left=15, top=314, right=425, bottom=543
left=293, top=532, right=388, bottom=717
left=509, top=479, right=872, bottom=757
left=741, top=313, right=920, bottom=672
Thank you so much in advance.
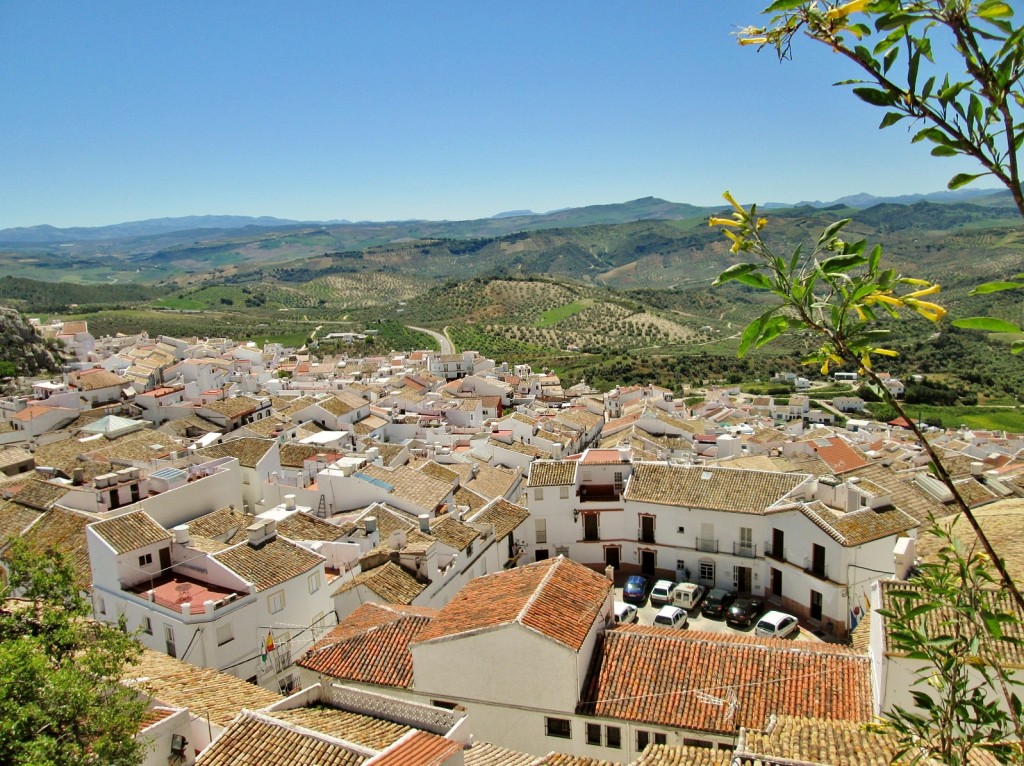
left=0, top=305, right=65, bottom=379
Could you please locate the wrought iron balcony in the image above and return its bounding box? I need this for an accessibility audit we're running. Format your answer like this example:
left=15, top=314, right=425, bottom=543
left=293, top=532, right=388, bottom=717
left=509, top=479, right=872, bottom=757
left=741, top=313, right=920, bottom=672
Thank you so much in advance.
left=733, top=541, right=757, bottom=558
left=696, top=536, right=719, bottom=553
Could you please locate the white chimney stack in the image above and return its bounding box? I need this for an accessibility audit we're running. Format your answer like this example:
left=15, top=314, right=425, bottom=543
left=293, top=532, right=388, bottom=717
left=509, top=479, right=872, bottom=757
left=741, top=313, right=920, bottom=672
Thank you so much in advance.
left=172, top=525, right=190, bottom=545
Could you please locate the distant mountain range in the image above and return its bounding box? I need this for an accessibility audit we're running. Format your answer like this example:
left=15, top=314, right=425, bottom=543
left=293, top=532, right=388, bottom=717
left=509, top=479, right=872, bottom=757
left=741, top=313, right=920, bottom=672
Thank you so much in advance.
left=0, top=188, right=1012, bottom=245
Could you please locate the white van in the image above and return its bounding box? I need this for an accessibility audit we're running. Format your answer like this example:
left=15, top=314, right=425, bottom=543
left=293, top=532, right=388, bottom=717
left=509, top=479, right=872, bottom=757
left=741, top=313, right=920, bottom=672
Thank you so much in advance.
left=613, top=601, right=639, bottom=625
left=669, top=582, right=706, bottom=611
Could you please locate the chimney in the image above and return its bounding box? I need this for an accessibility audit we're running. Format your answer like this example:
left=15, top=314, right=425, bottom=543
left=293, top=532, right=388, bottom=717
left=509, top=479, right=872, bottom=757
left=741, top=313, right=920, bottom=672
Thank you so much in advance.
left=284, top=494, right=296, bottom=511
left=418, top=514, right=431, bottom=534
left=73, top=467, right=85, bottom=486
left=971, top=461, right=984, bottom=477
left=365, top=516, right=377, bottom=535
left=173, top=525, right=190, bottom=545
left=246, top=518, right=277, bottom=547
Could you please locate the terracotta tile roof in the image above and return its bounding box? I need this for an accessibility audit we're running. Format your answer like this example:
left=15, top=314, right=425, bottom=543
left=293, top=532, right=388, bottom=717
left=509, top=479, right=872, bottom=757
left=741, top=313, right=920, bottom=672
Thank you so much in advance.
left=212, top=537, right=323, bottom=592
left=202, top=395, right=266, bottom=418
left=19, top=507, right=97, bottom=590
left=298, top=603, right=435, bottom=688
left=366, top=730, right=463, bottom=766
left=808, top=437, right=871, bottom=474
left=0, top=498, right=43, bottom=544
left=625, top=464, right=808, bottom=513
left=138, top=706, right=179, bottom=731
left=463, top=742, right=536, bottom=766
left=578, top=449, right=625, bottom=465
left=418, top=461, right=460, bottom=485
left=194, top=710, right=370, bottom=766
left=528, top=461, right=578, bottom=487
left=580, top=627, right=872, bottom=735
left=630, top=744, right=733, bottom=766
left=186, top=505, right=250, bottom=543
left=452, top=486, right=490, bottom=515
left=196, top=437, right=277, bottom=468
left=842, top=462, right=953, bottom=523
left=70, top=368, right=125, bottom=391
left=319, top=392, right=368, bottom=417
left=850, top=611, right=872, bottom=654
left=279, top=443, right=332, bottom=467
left=429, top=514, right=478, bottom=551
left=876, top=577, right=1024, bottom=667
left=469, top=498, right=529, bottom=541
left=463, top=462, right=518, bottom=499
left=534, top=755, right=618, bottom=766
left=917, top=498, right=1024, bottom=583
left=125, top=648, right=280, bottom=727
left=89, top=510, right=171, bottom=554
left=359, top=464, right=452, bottom=512
left=332, top=561, right=427, bottom=604
left=735, top=714, right=898, bottom=766
left=777, top=500, right=918, bottom=547
left=7, top=478, right=69, bottom=511
left=267, top=704, right=411, bottom=751
left=413, top=557, right=611, bottom=652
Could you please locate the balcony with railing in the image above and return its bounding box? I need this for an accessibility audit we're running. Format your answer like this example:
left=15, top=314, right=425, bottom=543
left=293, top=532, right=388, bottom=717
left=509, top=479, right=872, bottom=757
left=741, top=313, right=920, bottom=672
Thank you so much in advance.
left=733, top=541, right=757, bottom=558
left=577, top=484, right=621, bottom=504
left=638, top=528, right=656, bottom=544
left=764, top=542, right=787, bottom=563
left=804, top=557, right=831, bottom=581
left=696, top=536, right=719, bottom=553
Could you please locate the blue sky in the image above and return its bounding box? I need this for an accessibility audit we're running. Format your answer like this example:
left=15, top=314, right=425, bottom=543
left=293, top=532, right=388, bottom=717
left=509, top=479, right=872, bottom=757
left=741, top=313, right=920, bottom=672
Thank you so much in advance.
left=0, top=1, right=984, bottom=228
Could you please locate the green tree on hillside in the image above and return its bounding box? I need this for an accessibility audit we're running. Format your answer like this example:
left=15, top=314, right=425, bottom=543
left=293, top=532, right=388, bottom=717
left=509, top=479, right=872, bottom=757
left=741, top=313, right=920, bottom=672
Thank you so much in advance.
left=0, top=540, right=148, bottom=766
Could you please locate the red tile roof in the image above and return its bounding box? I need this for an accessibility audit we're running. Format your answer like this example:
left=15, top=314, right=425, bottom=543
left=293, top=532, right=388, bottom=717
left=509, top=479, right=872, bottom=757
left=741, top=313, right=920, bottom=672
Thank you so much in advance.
left=580, top=627, right=872, bottom=735
left=809, top=436, right=870, bottom=474
left=366, top=731, right=463, bottom=766
left=298, top=603, right=436, bottom=688
left=412, top=557, right=611, bottom=652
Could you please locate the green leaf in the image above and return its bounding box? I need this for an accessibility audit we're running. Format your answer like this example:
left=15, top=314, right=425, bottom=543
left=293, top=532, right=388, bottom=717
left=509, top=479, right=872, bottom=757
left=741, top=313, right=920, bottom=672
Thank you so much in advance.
left=756, top=315, right=790, bottom=348
left=820, top=254, right=867, bottom=274
left=733, top=272, right=774, bottom=290
left=816, top=218, right=851, bottom=246
left=868, top=243, right=882, bottom=271
left=931, top=145, right=960, bottom=157
left=951, top=317, right=1022, bottom=332
left=879, top=111, right=906, bottom=129
left=738, top=315, right=768, bottom=359
left=713, top=263, right=759, bottom=287
left=948, top=172, right=987, bottom=189
left=967, top=280, right=1024, bottom=295
left=1011, top=340, right=1024, bottom=354
left=853, top=87, right=896, bottom=106
left=978, top=1, right=1013, bottom=19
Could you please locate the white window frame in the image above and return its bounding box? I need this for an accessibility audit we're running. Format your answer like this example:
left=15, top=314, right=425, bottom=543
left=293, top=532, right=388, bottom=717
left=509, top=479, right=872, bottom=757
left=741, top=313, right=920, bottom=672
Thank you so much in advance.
left=268, top=590, right=286, bottom=614
left=308, top=571, right=321, bottom=594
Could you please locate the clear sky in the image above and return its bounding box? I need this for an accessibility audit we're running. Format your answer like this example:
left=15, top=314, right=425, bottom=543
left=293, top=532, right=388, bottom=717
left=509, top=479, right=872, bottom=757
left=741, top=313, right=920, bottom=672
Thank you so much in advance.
left=0, top=1, right=984, bottom=229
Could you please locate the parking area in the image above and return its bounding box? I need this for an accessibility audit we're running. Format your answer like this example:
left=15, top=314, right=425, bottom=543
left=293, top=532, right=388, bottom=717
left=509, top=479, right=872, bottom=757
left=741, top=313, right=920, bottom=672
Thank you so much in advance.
left=613, top=585, right=819, bottom=643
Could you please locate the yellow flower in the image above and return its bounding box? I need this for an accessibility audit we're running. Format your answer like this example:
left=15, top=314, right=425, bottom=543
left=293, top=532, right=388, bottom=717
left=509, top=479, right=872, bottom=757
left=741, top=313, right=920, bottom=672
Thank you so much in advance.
left=739, top=36, right=769, bottom=46
left=709, top=217, right=742, bottom=228
left=899, top=277, right=931, bottom=286
left=904, top=283, right=941, bottom=299
left=826, top=0, right=869, bottom=19
left=870, top=347, right=899, bottom=357
left=905, top=299, right=947, bottom=322
left=722, top=191, right=746, bottom=217
left=756, top=217, right=768, bottom=230
left=853, top=305, right=867, bottom=321
left=864, top=293, right=903, bottom=308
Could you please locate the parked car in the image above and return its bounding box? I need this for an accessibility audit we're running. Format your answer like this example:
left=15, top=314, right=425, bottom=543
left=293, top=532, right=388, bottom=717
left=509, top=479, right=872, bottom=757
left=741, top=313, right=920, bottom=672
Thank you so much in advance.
left=755, top=610, right=800, bottom=639
left=622, top=575, right=650, bottom=605
left=669, top=582, right=705, bottom=611
left=649, top=579, right=675, bottom=606
left=613, top=601, right=639, bottom=625
left=700, top=588, right=736, bottom=619
left=726, top=597, right=765, bottom=628
left=652, top=605, right=688, bottom=630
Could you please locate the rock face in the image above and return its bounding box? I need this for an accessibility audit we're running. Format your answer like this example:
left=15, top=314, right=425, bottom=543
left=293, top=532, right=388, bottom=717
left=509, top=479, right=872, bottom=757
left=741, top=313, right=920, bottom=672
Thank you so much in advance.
left=0, top=305, right=65, bottom=378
